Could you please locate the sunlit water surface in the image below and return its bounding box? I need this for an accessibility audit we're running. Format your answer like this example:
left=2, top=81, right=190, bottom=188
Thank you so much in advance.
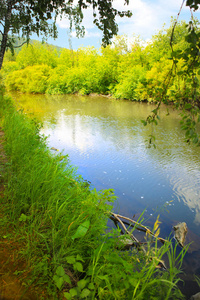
left=12, top=93, right=200, bottom=285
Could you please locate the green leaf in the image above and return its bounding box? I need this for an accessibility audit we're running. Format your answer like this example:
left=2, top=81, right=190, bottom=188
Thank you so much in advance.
left=151, top=109, right=157, bottom=114
left=80, top=288, right=91, bottom=298
left=72, top=220, right=90, bottom=240
left=69, top=287, right=78, bottom=297
left=88, top=283, right=95, bottom=290
left=64, top=292, right=72, bottom=300
left=74, top=262, right=83, bottom=272
left=77, top=279, right=87, bottom=290
left=76, top=254, right=84, bottom=262
left=66, top=256, right=76, bottom=264
left=19, top=213, right=28, bottom=222
left=86, top=266, right=93, bottom=276
left=56, top=266, right=65, bottom=277
left=53, top=275, right=64, bottom=290
left=141, top=120, right=147, bottom=126
left=63, top=274, right=71, bottom=285
left=153, top=119, right=158, bottom=125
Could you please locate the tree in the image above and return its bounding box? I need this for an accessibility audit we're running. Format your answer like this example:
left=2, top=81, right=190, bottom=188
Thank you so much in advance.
left=142, top=0, right=200, bottom=147
left=0, top=0, right=132, bottom=70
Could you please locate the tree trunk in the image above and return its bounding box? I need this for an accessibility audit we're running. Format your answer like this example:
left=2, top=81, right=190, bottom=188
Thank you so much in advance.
left=0, top=0, right=12, bottom=70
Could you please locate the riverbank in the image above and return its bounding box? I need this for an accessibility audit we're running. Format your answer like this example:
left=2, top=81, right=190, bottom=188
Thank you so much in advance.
left=0, top=90, right=190, bottom=299
left=0, top=128, right=45, bottom=299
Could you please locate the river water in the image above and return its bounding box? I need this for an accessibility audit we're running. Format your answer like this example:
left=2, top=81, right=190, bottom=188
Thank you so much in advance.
left=12, top=92, right=200, bottom=294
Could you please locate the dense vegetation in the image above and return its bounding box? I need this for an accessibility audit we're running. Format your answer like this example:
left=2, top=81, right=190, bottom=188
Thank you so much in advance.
left=0, top=20, right=198, bottom=102
left=2, top=19, right=200, bottom=146
left=1, top=1, right=200, bottom=298
left=1, top=13, right=200, bottom=298
left=0, top=0, right=132, bottom=70
left=0, top=86, right=189, bottom=299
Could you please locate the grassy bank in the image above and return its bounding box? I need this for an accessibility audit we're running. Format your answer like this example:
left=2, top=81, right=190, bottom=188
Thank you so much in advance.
left=0, top=89, right=188, bottom=299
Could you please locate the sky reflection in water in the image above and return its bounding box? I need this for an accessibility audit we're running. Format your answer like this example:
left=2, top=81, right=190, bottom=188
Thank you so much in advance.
left=13, top=93, right=200, bottom=239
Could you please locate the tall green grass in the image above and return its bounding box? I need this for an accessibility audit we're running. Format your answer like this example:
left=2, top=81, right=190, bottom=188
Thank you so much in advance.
left=0, top=92, right=187, bottom=299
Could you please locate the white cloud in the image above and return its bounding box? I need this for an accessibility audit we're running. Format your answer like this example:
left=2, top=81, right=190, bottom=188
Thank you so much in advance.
left=56, top=17, right=70, bottom=29
left=55, top=0, right=200, bottom=46
left=114, top=0, right=193, bottom=39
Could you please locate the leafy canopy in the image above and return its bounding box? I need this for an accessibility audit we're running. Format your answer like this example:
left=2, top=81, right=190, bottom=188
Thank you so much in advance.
left=0, top=0, right=132, bottom=69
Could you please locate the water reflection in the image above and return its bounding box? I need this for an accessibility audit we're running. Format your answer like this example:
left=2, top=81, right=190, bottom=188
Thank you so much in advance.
left=12, top=92, right=200, bottom=236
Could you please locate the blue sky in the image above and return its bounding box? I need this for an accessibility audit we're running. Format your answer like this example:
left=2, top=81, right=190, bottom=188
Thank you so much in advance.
left=35, top=0, right=200, bottom=49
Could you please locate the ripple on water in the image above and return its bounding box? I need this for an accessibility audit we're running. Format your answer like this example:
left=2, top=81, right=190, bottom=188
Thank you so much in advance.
left=13, top=93, right=200, bottom=297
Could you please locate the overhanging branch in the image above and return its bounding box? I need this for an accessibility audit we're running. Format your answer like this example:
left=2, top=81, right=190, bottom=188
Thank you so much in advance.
left=13, top=40, right=28, bottom=48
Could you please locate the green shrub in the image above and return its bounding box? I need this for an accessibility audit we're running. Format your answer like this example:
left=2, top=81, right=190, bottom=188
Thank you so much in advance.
left=5, top=64, right=51, bottom=93
left=16, top=42, right=58, bottom=69
left=113, top=66, right=147, bottom=100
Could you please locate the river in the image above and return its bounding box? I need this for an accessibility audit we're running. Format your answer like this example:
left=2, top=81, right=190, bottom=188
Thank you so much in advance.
left=12, top=92, right=200, bottom=295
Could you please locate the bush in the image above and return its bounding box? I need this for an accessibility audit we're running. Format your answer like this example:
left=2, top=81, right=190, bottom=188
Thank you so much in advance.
left=5, top=64, right=51, bottom=93
left=16, top=42, right=58, bottom=69
left=113, top=66, right=147, bottom=100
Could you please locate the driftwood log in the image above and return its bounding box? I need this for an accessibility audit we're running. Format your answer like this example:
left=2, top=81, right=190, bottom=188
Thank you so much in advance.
left=110, top=213, right=188, bottom=271
left=110, top=212, right=168, bottom=246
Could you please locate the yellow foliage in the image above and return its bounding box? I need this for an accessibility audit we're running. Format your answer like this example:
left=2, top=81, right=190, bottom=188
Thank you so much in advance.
left=5, top=64, right=51, bottom=93
left=153, top=215, right=161, bottom=238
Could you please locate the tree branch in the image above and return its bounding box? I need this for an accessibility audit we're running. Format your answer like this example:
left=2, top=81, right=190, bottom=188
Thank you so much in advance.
left=110, top=212, right=168, bottom=270
left=13, top=40, right=28, bottom=48
left=111, top=212, right=146, bottom=253
left=0, top=21, right=5, bottom=27
left=111, top=213, right=167, bottom=244
left=170, top=0, right=185, bottom=50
